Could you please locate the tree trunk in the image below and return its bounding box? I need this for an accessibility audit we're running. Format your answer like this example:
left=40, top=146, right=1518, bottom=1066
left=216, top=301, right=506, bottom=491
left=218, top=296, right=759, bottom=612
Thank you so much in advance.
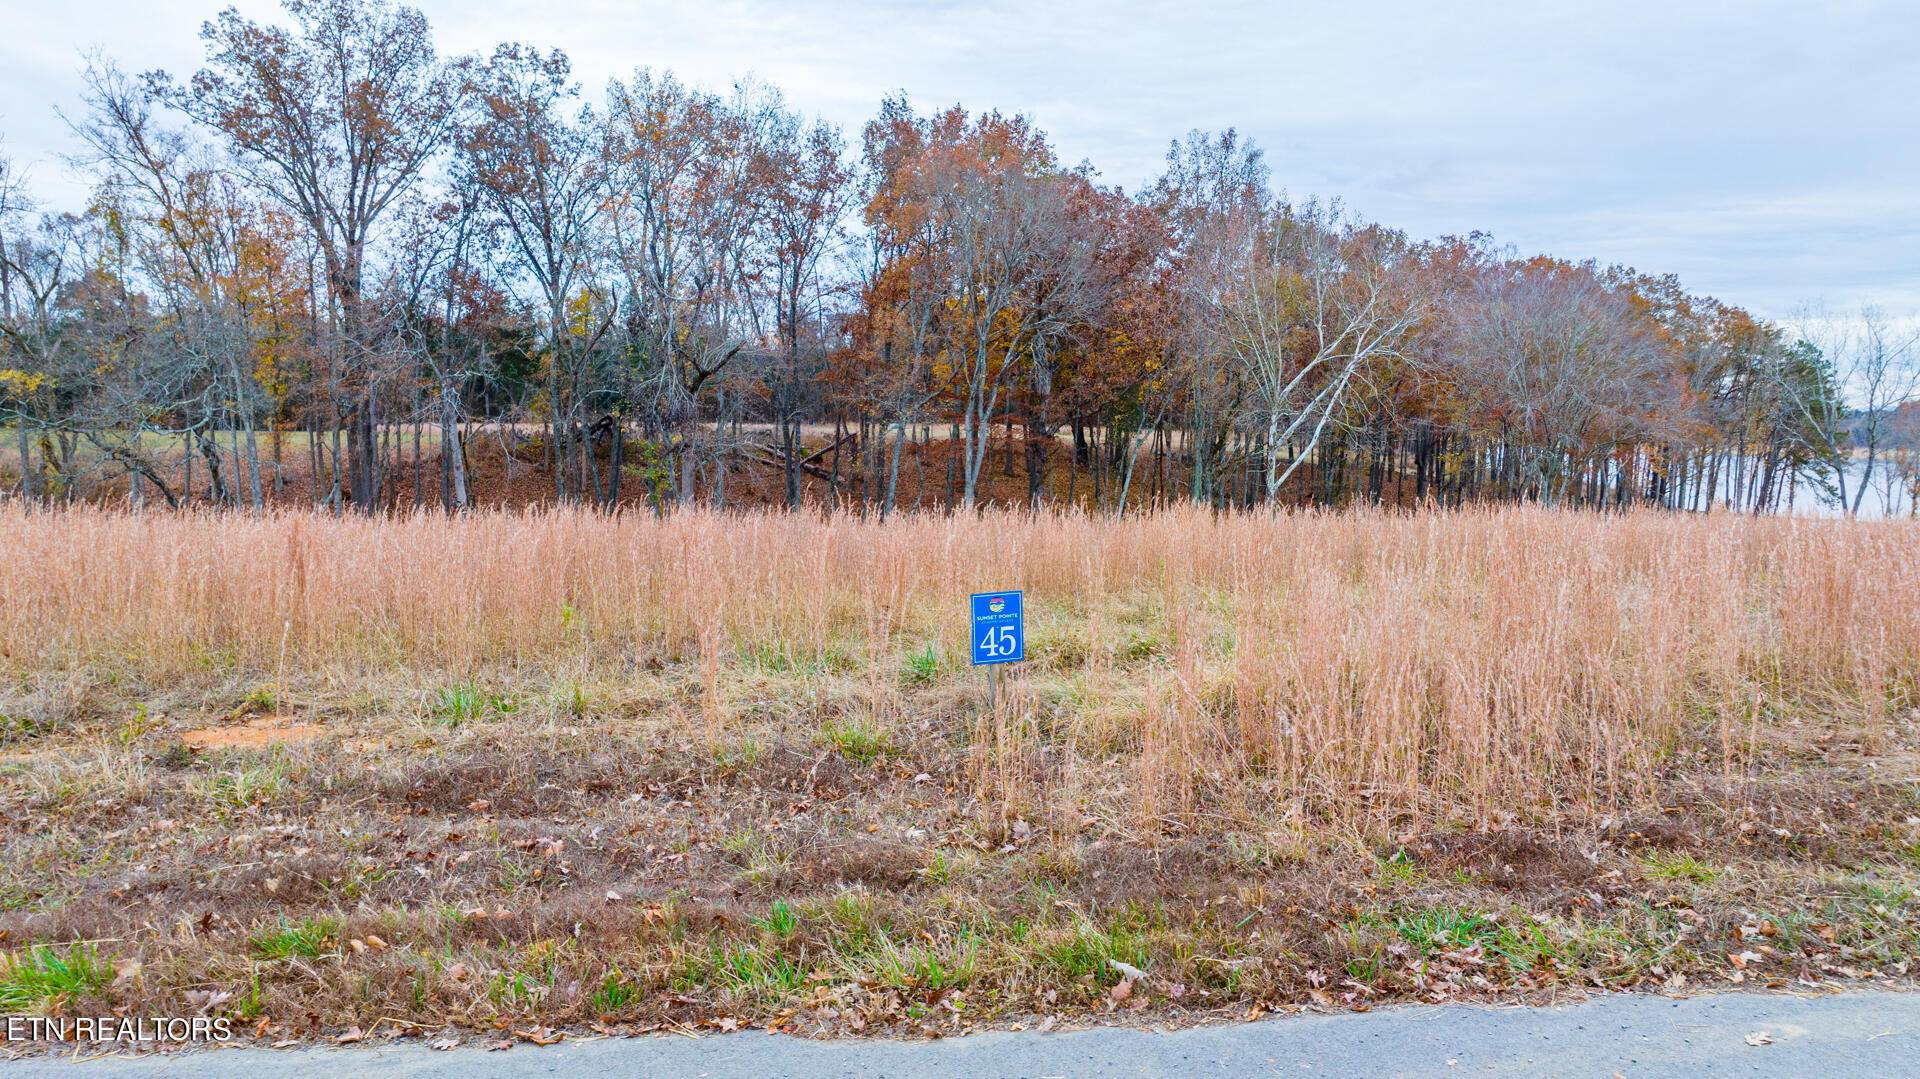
left=17, top=421, right=33, bottom=500
left=881, top=420, right=906, bottom=521
left=782, top=414, right=801, bottom=510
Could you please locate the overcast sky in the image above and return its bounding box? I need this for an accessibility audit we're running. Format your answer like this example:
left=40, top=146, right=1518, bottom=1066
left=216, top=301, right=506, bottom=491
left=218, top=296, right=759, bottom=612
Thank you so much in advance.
left=1, top=0, right=1914, bottom=320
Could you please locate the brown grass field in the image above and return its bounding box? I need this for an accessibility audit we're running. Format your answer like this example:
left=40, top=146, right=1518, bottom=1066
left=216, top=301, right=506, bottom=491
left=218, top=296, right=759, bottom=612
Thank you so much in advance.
left=0, top=505, right=1916, bottom=1047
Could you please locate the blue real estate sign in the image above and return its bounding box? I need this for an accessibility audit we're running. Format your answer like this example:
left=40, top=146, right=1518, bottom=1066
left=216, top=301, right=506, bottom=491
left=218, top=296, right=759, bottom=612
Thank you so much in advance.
left=968, top=590, right=1025, bottom=666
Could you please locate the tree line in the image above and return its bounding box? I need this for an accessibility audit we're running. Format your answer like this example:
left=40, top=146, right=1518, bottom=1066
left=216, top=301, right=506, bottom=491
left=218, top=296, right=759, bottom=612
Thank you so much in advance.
left=1, top=0, right=1915, bottom=516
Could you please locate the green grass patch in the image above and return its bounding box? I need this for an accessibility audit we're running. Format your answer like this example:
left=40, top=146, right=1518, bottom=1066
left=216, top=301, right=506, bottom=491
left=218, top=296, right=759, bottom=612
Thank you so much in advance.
left=552, top=679, right=591, bottom=718
left=0, top=712, right=51, bottom=745
left=1375, top=848, right=1426, bottom=888
left=199, top=760, right=288, bottom=811
left=1041, top=914, right=1151, bottom=984
left=249, top=916, right=340, bottom=960
left=429, top=681, right=517, bottom=726
left=591, top=970, right=637, bottom=1015
left=0, top=943, right=113, bottom=1013
left=1392, top=907, right=1505, bottom=954
left=1374, top=906, right=1591, bottom=974
left=676, top=939, right=808, bottom=998
left=819, top=716, right=889, bottom=764
left=839, top=930, right=979, bottom=992
left=753, top=899, right=799, bottom=939
left=1641, top=850, right=1717, bottom=883
left=900, top=644, right=943, bottom=686
left=921, top=849, right=973, bottom=886
left=719, top=829, right=792, bottom=884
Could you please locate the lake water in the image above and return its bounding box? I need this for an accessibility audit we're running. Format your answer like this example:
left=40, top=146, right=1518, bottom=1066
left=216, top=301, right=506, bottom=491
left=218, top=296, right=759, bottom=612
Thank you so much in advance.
left=1773, top=458, right=1911, bottom=518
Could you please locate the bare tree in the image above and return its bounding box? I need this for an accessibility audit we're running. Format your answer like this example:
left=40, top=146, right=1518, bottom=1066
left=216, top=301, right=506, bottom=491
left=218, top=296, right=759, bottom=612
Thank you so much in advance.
left=466, top=44, right=612, bottom=504
left=160, top=0, right=469, bottom=511
left=1147, top=129, right=1269, bottom=502
left=1224, top=202, right=1428, bottom=500
left=758, top=102, right=851, bottom=509
left=69, top=59, right=278, bottom=510
left=1443, top=258, right=1677, bottom=505
left=603, top=70, right=762, bottom=507
left=1837, top=307, right=1919, bottom=516
left=0, top=213, right=84, bottom=500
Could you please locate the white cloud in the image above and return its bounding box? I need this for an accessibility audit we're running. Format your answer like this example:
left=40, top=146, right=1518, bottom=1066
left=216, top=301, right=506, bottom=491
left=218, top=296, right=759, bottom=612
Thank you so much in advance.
left=2, top=0, right=1914, bottom=319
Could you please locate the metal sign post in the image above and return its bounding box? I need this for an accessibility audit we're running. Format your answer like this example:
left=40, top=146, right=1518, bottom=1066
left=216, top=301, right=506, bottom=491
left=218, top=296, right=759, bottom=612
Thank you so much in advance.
left=969, top=590, right=1025, bottom=710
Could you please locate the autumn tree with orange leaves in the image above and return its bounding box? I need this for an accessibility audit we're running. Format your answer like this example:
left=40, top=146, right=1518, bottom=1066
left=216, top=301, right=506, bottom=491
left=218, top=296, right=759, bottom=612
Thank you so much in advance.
left=2, top=0, right=1901, bottom=517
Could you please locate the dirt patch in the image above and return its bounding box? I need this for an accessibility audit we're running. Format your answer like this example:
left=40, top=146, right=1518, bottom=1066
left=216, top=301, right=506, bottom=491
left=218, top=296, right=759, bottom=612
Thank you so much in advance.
left=1410, top=829, right=1597, bottom=890
left=179, top=716, right=326, bottom=749
left=372, top=747, right=661, bottom=814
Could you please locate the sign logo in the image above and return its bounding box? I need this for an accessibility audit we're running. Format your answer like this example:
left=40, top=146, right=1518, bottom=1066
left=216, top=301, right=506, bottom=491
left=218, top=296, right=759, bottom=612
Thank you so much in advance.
left=989, top=596, right=1005, bottom=613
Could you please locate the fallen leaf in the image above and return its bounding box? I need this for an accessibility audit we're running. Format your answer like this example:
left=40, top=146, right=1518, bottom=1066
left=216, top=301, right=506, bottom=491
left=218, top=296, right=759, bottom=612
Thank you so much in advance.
left=1109, top=979, right=1133, bottom=1002
left=514, top=1026, right=564, bottom=1046
left=185, top=989, right=234, bottom=1012
left=335, top=1027, right=366, bottom=1044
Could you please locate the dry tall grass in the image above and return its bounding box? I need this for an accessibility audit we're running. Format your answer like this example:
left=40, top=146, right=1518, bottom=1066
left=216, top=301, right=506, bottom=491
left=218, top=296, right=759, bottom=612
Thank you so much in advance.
left=4, top=504, right=1915, bottom=829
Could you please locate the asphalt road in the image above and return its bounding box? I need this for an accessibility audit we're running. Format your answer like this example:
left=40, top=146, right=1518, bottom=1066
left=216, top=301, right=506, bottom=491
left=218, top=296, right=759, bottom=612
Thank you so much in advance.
left=8, top=990, right=1917, bottom=1078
